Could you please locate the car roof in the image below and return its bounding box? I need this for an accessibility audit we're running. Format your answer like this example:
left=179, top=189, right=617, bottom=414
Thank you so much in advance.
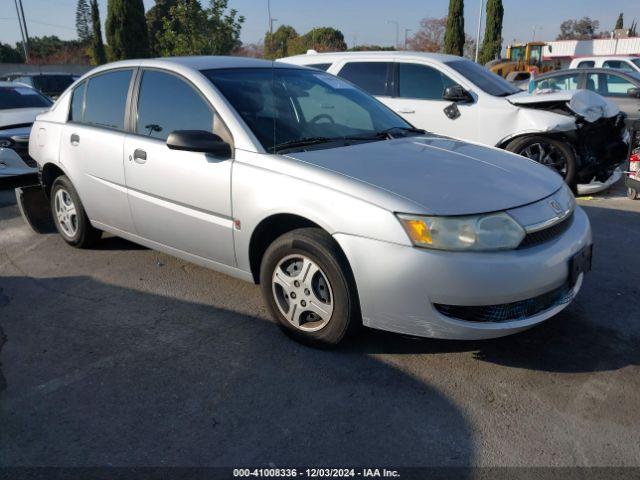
left=281, top=50, right=463, bottom=63
left=1, top=72, right=77, bottom=77
left=573, top=56, right=639, bottom=62
left=104, top=56, right=303, bottom=71
left=0, top=80, right=36, bottom=88
left=535, top=68, right=640, bottom=81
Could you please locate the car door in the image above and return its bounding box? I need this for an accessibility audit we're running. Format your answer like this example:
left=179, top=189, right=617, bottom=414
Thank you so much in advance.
left=59, top=69, right=136, bottom=232
left=585, top=72, right=640, bottom=119
left=384, top=62, right=479, bottom=140
left=123, top=68, right=235, bottom=266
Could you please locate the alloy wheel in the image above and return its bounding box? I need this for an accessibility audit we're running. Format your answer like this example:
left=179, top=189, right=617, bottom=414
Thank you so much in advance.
left=520, top=142, right=568, bottom=177
left=272, top=254, right=334, bottom=332
left=54, top=188, right=78, bottom=238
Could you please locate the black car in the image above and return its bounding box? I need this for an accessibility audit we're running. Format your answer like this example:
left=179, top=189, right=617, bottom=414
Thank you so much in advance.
left=532, top=68, right=640, bottom=119
left=0, top=73, right=78, bottom=99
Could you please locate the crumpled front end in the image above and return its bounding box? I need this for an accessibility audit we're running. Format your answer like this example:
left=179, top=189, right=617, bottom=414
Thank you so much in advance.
left=569, top=112, right=629, bottom=184
left=508, top=90, right=629, bottom=184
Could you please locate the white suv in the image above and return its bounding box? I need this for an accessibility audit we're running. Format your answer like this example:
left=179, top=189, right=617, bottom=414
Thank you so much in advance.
left=570, top=56, right=640, bottom=73
left=281, top=51, right=629, bottom=190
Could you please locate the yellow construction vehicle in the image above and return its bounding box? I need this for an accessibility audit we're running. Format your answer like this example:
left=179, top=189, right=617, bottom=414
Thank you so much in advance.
left=488, top=42, right=557, bottom=78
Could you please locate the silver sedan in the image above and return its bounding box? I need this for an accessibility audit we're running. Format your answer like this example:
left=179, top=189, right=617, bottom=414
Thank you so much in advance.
left=28, top=57, right=592, bottom=346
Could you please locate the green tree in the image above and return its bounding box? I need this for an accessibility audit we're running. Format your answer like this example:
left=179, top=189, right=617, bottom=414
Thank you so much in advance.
left=478, top=0, right=503, bottom=64
left=155, top=0, right=244, bottom=57
left=349, top=45, right=395, bottom=51
left=89, top=0, right=107, bottom=64
left=264, top=25, right=298, bottom=59
left=146, top=0, right=178, bottom=56
left=287, top=27, right=347, bottom=55
left=106, top=0, right=150, bottom=60
left=557, top=17, right=600, bottom=40
left=76, top=0, right=92, bottom=42
left=615, top=13, right=624, bottom=30
left=0, top=42, right=24, bottom=63
left=443, top=0, right=465, bottom=56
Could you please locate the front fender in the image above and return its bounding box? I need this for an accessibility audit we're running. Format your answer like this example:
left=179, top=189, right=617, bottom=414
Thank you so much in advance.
left=231, top=153, right=412, bottom=273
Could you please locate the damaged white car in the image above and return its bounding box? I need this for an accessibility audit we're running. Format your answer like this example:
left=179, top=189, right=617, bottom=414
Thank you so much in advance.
left=281, top=52, right=629, bottom=190
left=1, top=81, right=52, bottom=188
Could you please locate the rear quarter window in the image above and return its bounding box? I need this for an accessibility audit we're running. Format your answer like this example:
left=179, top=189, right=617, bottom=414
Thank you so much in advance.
left=82, top=70, right=132, bottom=130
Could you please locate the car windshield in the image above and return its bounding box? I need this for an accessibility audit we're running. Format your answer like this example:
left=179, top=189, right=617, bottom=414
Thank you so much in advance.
left=632, top=58, right=640, bottom=69
left=445, top=59, right=520, bottom=97
left=0, top=86, right=52, bottom=110
left=202, top=67, right=416, bottom=153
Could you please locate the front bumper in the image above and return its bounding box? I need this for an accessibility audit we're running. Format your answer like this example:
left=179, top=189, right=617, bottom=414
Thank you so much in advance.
left=334, top=206, right=592, bottom=340
left=0, top=147, right=38, bottom=189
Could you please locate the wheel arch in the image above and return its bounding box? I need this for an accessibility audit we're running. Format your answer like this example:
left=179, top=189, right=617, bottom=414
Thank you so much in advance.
left=40, top=162, right=69, bottom=198
left=248, top=213, right=354, bottom=285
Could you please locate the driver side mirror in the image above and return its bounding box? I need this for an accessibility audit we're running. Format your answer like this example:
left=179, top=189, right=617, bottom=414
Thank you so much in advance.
left=627, top=87, right=640, bottom=99
left=443, top=85, right=473, bottom=103
left=166, top=130, right=231, bottom=158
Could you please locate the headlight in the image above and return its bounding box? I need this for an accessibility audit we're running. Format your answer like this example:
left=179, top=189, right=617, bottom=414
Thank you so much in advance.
left=397, top=212, right=526, bottom=251
left=0, top=138, right=12, bottom=148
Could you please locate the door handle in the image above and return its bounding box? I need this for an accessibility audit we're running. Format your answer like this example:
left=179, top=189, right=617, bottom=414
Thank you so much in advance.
left=133, top=149, right=147, bottom=164
left=70, top=133, right=80, bottom=146
left=396, top=108, right=415, bottom=114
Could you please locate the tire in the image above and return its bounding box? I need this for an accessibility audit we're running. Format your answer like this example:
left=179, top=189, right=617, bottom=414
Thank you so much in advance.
left=50, top=175, right=101, bottom=248
left=629, top=188, right=639, bottom=200
left=506, top=135, right=577, bottom=187
left=259, top=228, right=360, bottom=347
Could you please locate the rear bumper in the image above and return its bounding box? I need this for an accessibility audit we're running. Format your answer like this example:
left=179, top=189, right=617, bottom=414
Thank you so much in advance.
left=335, top=207, right=592, bottom=340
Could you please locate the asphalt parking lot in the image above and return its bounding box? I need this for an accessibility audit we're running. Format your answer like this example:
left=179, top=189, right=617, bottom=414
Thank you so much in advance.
left=0, top=185, right=639, bottom=467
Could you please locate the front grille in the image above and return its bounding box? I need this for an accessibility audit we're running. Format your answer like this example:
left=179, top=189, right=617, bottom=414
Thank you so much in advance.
left=434, top=282, right=573, bottom=323
left=518, top=214, right=573, bottom=249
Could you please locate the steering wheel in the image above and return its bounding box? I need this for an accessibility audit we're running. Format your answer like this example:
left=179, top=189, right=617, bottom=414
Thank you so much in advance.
left=309, top=114, right=335, bottom=125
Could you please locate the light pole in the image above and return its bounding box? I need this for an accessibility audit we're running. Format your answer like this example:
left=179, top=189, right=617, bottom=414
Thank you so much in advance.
left=532, top=26, right=543, bottom=41
left=14, top=0, right=29, bottom=62
left=404, top=28, right=412, bottom=50
left=387, top=20, right=399, bottom=49
left=475, top=0, right=484, bottom=63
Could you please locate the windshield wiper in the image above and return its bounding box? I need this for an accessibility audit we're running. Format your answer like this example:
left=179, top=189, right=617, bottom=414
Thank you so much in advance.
left=343, top=126, right=426, bottom=141
left=272, top=136, right=337, bottom=153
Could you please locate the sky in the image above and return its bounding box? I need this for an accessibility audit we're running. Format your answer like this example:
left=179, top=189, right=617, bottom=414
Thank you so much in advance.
left=1, top=0, right=639, bottom=50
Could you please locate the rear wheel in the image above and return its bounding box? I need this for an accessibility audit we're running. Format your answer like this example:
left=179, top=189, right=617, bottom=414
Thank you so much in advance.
left=260, top=228, right=360, bottom=347
left=51, top=176, right=101, bottom=248
left=506, top=135, right=576, bottom=187
left=629, top=188, right=639, bottom=200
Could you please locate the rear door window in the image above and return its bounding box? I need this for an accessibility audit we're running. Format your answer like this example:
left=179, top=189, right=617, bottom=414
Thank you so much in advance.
left=601, top=73, right=636, bottom=96
left=398, top=63, right=456, bottom=100
left=337, top=62, right=391, bottom=96
left=135, top=70, right=213, bottom=141
left=83, top=69, right=133, bottom=130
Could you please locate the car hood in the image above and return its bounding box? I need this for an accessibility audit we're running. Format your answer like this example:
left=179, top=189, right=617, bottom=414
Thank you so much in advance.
left=507, top=89, right=620, bottom=122
left=286, top=136, right=564, bottom=216
left=0, top=107, right=46, bottom=129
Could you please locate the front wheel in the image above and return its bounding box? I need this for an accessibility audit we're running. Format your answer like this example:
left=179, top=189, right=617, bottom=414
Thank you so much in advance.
left=259, top=228, right=360, bottom=347
left=506, top=136, right=577, bottom=187
left=51, top=175, right=101, bottom=248
left=629, top=188, right=639, bottom=200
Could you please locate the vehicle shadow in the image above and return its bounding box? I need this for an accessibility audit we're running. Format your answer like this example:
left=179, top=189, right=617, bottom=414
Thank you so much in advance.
left=0, top=275, right=474, bottom=468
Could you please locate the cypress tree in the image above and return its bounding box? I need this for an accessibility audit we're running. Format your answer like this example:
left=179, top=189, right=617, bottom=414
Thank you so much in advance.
left=76, top=0, right=92, bottom=42
left=444, top=0, right=465, bottom=57
left=479, top=0, right=503, bottom=64
left=106, top=0, right=150, bottom=60
left=615, top=13, right=624, bottom=30
left=89, top=0, right=107, bottom=64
